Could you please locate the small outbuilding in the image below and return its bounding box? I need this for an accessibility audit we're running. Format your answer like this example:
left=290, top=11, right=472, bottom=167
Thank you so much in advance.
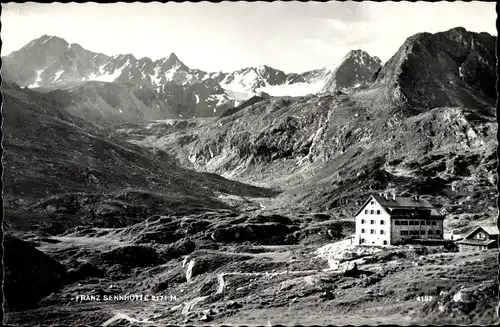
left=457, top=226, right=498, bottom=252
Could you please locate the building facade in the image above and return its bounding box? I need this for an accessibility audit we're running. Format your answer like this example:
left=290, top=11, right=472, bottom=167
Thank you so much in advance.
left=354, top=194, right=444, bottom=246
left=457, top=226, right=499, bottom=252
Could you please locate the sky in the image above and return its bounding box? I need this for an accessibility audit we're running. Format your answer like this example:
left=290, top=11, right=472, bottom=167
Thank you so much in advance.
left=1, top=1, right=496, bottom=73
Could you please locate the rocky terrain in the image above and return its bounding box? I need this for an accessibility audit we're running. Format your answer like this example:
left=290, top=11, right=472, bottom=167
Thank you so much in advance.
left=115, top=28, right=497, bottom=230
left=2, top=82, right=275, bottom=235
left=3, top=26, right=498, bottom=326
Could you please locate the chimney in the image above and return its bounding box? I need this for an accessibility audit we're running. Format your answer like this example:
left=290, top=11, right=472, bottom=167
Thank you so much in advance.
left=392, top=193, right=396, bottom=201
left=384, top=193, right=388, bottom=200
left=414, top=195, right=420, bottom=201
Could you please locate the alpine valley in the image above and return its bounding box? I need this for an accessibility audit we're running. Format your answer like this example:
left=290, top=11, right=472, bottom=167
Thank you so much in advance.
left=3, top=27, right=498, bottom=326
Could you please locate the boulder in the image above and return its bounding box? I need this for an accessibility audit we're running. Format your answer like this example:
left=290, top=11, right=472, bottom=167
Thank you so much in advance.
left=226, top=300, right=243, bottom=309
left=341, top=261, right=358, bottom=277
left=160, top=239, right=197, bottom=261
left=185, top=252, right=253, bottom=281
left=320, top=290, right=335, bottom=300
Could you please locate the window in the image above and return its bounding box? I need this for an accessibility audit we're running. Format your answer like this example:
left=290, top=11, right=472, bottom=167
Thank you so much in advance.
left=370, top=210, right=374, bottom=214
left=383, top=240, right=388, bottom=245
left=361, top=238, right=366, bottom=244
left=420, top=221, right=426, bottom=225
left=428, top=230, right=434, bottom=235
left=420, top=230, right=426, bottom=235
left=478, top=233, right=485, bottom=239
left=432, top=221, right=437, bottom=226
left=395, top=220, right=400, bottom=225
left=435, top=230, right=441, bottom=235
left=364, top=210, right=368, bottom=214
left=361, top=219, right=366, bottom=224
left=361, top=229, right=366, bottom=233
left=380, top=230, right=385, bottom=235
left=370, top=220, right=375, bottom=224
left=426, top=221, right=431, bottom=225
left=380, top=220, right=385, bottom=225
left=376, top=210, right=381, bottom=215
left=370, top=201, right=374, bottom=205
left=409, top=230, right=414, bottom=236
left=401, top=230, right=408, bottom=236
left=409, top=221, right=414, bottom=226
left=370, top=229, right=376, bottom=234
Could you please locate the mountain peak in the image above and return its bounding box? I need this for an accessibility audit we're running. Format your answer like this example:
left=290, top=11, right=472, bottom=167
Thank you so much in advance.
left=156, top=52, right=188, bottom=71
left=343, top=49, right=374, bottom=61
left=168, top=52, right=179, bottom=60
left=371, top=27, right=496, bottom=110
left=446, top=26, right=468, bottom=35
left=321, top=49, right=382, bottom=93
left=30, top=35, right=69, bottom=48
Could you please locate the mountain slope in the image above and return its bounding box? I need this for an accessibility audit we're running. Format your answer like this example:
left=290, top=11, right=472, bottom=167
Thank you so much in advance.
left=321, top=50, right=382, bottom=92
left=362, top=27, right=496, bottom=111
left=2, top=82, right=275, bottom=233
left=218, top=65, right=288, bottom=93
left=115, top=27, right=497, bottom=230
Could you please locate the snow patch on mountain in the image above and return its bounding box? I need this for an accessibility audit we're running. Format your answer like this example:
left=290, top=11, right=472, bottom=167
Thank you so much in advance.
left=208, top=94, right=229, bottom=107
left=53, top=70, right=64, bottom=83
left=88, top=68, right=123, bottom=82
left=28, top=69, right=44, bottom=88
left=41, top=36, right=52, bottom=45
left=256, top=80, right=326, bottom=97
left=220, top=70, right=261, bottom=93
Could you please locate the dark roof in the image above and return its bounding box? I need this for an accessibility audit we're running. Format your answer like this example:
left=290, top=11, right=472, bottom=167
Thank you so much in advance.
left=355, top=194, right=442, bottom=217
left=373, top=195, right=435, bottom=209
left=457, top=239, right=497, bottom=246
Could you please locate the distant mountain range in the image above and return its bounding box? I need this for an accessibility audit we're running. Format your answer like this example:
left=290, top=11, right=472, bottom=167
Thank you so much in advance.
left=2, top=35, right=382, bottom=122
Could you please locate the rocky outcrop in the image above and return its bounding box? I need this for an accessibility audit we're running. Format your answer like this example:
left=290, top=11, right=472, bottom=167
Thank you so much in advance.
left=184, top=252, right=254, bottom=282
left=421, top=281, right=498, bottom=324
left=4, top=234, right=68, bottom=311
left=98, top=245, right=163, bottom=267
left=210, top=222, right=299, bottom=245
